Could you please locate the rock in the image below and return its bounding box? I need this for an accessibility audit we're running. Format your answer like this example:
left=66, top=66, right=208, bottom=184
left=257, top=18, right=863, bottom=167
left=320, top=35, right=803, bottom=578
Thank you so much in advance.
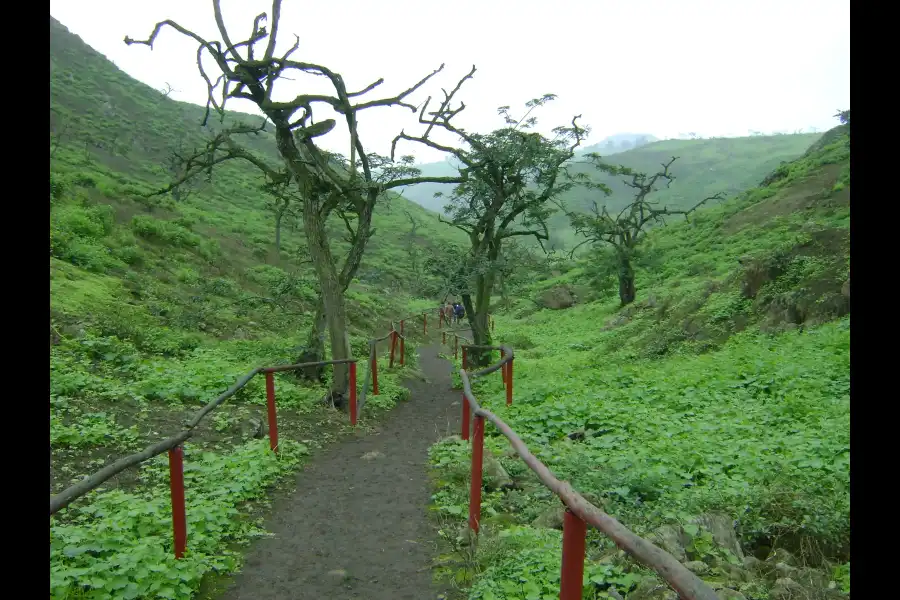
left=326, top=569, right=347, bottom=578
left=716, top=590, right=747, bottom=600
left=532, top=504, right=565, bottom=530
left=241, top=417, right=267, bottom=439
left=625, top=577, right=678, bottom=600
left=685, top=561, right=710, bottom=575
left=483, top=449, right=514, bottom=490
left=742, top=556, right=763, bottom=572
left=361, top=451, right=384, bottom=460
left=566, top=429, right=586, bottom=441
left=648, top=524, right=690, bottom=562
left=721, top=563, right=751, bottom=583
left=740, top=257, right=785, bottom=299
left=795, top=567, right=829, bottom=590
left=775, top=562, right=798, bottom=580
left=770, top=577, right=805, bottom=600
left=690, top=513, right=744, bottom=560
left=603, top=314, right=631, bottom=331
left=765, top=548, right=797, bottom=567
left=537, top=286, right=577, bottom=310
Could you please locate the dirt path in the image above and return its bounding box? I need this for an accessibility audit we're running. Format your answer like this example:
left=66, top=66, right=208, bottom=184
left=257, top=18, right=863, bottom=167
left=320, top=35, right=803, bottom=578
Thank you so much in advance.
left=217, top=341, right=460, bottom=600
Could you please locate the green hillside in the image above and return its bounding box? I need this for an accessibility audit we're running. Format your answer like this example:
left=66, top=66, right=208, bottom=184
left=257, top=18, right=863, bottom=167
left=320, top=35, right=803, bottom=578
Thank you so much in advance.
left=50, top=15, right=463, bottom=598
left=429, top=125, right=850, bottom=598
left=394, top=159, right=463, bottom=214
left=562, top=133, right=822, bottom=213
left=400, top=133, right=821, bottom=249
left=578, top=132, right=659, bottom=155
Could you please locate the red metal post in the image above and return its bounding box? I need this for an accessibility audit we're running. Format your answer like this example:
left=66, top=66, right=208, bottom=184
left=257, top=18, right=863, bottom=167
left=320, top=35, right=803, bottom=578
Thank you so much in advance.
left=423, top=312, right=427, bottom=336
left=559, top=508, right=588, bottom=600
left=349, top=362, right=358, bottom=426
left=461, top=394, right=470, bottom=440
left=389, top=330, right=397, bottom=368
left=371, top=345, right=379, bottom=396
left=462, top=346, right=468, bottom=370
left=506, top=358, right=513, bottom=406
left=168, top=446, right=187, bottom=559
left=501, top=350, right=507, bottom=384
left=265, top=371, right=279, bottom=452
left=469, top=415, right=484, bottom=533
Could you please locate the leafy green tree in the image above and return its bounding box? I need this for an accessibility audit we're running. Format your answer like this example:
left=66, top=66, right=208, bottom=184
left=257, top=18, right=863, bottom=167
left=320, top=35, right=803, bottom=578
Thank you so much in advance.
left=493, top=240, right=554, bottom=309
left=562, top=156, right=723, bottom=305
left=394, top=71, right=587, bottom=364
left=125, top=1, right=463, bottom=402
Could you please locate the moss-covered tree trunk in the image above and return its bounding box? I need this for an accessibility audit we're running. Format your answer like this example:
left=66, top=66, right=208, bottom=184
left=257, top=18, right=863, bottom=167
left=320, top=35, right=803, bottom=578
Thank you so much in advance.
left=274, top=209, right=283, bottom=255
left=294, top=192, right=374, bottom=386
left=274, top=127, right=354, bottom=402
left=303, top=199, right=351, bottom=401
left=463, top=266, right=496, bottom=368
left=617, top=249, right=636, bottom=306
left=295, top=298, right=327, bottom=382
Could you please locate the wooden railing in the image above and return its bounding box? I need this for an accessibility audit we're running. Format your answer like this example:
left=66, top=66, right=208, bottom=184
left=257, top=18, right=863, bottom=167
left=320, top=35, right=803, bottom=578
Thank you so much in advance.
left=442, top=331, right=718, bottom=600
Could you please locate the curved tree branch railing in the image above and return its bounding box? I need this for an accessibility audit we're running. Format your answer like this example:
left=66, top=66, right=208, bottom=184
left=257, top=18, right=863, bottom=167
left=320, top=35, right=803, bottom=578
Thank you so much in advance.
left=444, top=333, right=719, bottom=600
left=50, top=307, right=443, bottom=562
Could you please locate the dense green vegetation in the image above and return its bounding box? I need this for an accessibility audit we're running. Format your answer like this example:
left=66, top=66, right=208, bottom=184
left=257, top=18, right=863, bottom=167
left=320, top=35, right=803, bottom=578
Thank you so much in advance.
left=50, top=16, right=451, bottom=599
left=428, top=124, right=850, bottom=599
left=50, top=8, right=849, bottom=600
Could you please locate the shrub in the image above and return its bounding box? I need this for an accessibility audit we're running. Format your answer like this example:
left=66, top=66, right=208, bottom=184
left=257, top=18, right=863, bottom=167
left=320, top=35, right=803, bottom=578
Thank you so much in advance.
left=130, top=216, right=201, bottom=249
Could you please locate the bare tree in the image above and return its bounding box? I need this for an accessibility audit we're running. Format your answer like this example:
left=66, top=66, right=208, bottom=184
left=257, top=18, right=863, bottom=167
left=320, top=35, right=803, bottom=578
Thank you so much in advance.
left=125, top=1, right=464, bottom=404
left=160, top=82, right=180, bottom=98
left=562, top=156, right=724, bottom=305
left=393, top=78, right=586, bottom=365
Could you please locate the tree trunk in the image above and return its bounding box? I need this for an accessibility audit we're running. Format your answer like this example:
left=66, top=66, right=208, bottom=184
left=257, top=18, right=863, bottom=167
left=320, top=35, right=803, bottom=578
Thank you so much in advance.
left=273, top=127, right=374, bottom=409
left=303, top=197, right=351, bottom=405
left=617, top=253, right=636, bottom=306
left=294, top=297, right=327, bottom=382
left=463, top=268, right=495, bottom=367
left=274, top=209, right=283, bottom=255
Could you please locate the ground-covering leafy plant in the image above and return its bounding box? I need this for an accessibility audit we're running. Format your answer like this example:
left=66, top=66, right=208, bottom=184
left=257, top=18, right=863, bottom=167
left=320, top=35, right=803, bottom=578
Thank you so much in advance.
left=50, top=440, right=306, bottom=600
left=427, top=128, right=850, bottom=599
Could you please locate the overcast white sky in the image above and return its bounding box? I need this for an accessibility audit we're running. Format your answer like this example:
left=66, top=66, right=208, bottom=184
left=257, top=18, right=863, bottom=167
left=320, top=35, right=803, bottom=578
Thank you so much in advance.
left=50, top=0, right=849, bottom=163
